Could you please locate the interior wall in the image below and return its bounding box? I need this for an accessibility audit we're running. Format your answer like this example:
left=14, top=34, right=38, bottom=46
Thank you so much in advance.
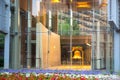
left=84, top=47, right=91, bottom=65
left=37, top=23, right=61, bottom=68
left=20, top=0, right=32, bottom=11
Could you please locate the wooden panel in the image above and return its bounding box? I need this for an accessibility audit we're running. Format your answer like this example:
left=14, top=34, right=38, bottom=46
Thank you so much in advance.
left=20, top=0, right=32, bottom=11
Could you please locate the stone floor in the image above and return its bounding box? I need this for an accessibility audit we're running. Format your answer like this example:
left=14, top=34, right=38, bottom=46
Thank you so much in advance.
left=47, top=65, right=91, bottom=70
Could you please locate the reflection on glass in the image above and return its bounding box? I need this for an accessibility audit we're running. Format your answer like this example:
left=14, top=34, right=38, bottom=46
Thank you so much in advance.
left=11, top=0, right=113, bottom=70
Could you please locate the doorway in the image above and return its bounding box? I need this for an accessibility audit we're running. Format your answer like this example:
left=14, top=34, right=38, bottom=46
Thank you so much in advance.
left=0, top=33, right=5, bottom=68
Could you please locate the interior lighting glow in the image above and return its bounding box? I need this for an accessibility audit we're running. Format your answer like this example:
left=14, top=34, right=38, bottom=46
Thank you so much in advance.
left=100, top=0, right=107, bottom=7
left=86, top=43, right=91, bottom=46
left=51, top=0, right=60, bottom=3
left=76, top=2, right=91, bottom=8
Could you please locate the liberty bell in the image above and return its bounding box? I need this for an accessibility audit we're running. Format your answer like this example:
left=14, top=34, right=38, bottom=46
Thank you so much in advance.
left=73, top=50, right=82, bottom=59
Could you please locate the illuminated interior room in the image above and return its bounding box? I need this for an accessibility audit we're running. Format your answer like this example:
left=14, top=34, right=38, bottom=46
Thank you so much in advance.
left=5, top=0, right=113, bottom=71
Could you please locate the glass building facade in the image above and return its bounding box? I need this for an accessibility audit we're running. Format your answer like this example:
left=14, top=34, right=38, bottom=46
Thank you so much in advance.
left=0, top=0, right=114, bottom=71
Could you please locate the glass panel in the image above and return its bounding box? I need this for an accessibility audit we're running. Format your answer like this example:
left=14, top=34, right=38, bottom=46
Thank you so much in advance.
left=15, top=0, right=113, bottom=70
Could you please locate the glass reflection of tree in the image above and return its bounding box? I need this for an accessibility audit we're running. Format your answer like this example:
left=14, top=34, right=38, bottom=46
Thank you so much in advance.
left=58, top=17, right=79, bottom=36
